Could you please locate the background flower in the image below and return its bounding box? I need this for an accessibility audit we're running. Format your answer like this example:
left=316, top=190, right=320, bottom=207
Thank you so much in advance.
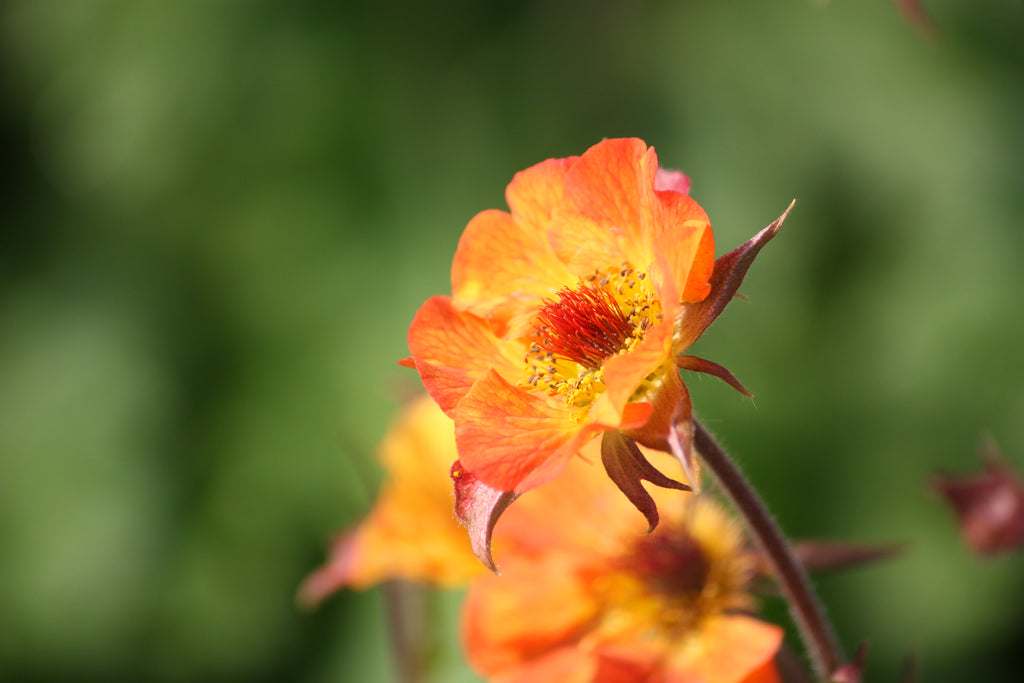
left=298, top=395, right=483, bottom=606
left=462, top=457, right=782, bottom=683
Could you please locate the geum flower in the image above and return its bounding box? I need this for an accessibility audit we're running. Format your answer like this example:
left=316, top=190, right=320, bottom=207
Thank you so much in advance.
left=403, top=138, right=793, bottom=567
left=301, top=397, right=783, bottom=683
left=464, top=454, right=783, bottom=683
left=297, top=395, right=485, bottom=607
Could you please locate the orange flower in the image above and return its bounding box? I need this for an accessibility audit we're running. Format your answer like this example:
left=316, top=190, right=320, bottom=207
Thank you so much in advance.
left=462, top=454, right=783, bottom=683
left=302, top=398, right=782, bottom=683
left=297, top=395, right=483, bottom=607
left=404, top=138, right=792, bottom=561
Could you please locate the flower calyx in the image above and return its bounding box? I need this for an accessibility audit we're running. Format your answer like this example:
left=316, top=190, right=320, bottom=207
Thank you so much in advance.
left=601, top=431, right=691, bottom=533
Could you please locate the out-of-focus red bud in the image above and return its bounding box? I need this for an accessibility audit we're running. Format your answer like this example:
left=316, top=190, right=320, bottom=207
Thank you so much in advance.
left=932, top=438, right=1024, bottom=555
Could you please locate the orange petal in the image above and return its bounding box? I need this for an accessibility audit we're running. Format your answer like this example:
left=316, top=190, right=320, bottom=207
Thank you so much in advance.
left=408, top=296, right=523, bottom=415
left=506, top=155, right=578, bottom=236
left=591, top=316, right=674, bottom=427
left=453, top=369, right=593, bottom=492
left=655, top=188, right=715, bottom=304
left=669, top=615, right=783, bottom=683
left=492, top=451, right=652, bottom=559
left=462, top=555, right=599, bottom=674
left=549, top=138, right=661, bottom=275
left=488, top=647, right=596, bottom=683
left=590, top=640, right=663, bottom=682
left=299, top=397, right=483, bottom=601
left=451, top=158, right=578, bottom=337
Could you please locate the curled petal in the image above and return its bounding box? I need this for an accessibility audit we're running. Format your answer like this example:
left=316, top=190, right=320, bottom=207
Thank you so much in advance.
left=592, top=315, right=674, bottom=427
left=601, top=431, right=690, bottom=533
left=677, top=200, right=795, bottom=350
left=452, top=459, right=520, bottom=572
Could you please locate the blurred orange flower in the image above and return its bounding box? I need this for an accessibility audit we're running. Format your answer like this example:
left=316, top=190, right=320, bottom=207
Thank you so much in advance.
left=463, top=455, right=782, bottom=683
left=297, top=395, right=483, bottom=606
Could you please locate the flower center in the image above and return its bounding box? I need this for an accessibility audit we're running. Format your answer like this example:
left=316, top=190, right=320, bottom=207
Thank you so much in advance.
left=590, top=500, right=756, bottom=642
left=523, top=265, right=661, bottom=409
left=629, top=531, right=710, bottom=601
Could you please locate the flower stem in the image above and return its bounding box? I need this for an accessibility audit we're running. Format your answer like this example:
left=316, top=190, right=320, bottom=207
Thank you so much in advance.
left=383, top=580, right=427, bottom=683
left=692, top=419, right=844, bottom=681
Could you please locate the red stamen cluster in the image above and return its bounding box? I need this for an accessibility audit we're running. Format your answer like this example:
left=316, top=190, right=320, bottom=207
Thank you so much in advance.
left=534, top=284, right=634, bottom=370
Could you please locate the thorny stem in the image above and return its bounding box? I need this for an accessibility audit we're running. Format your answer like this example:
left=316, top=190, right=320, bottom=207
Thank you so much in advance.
left=693, top=419, right=845, bottom=681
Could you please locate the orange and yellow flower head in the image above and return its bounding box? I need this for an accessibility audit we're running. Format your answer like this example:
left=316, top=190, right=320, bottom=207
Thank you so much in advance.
left=405, top=138, right=792, bottom=565
left=462, top=454, right=783, bottom=683
left=408, top=138, right=713, bottom=490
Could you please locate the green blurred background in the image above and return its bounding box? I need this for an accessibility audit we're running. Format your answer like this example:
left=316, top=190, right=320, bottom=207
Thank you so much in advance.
left=2, top=1, right=1022, bottom=681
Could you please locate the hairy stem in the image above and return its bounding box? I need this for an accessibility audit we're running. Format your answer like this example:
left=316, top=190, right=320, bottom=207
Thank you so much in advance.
left=693, top=419, right=844, bottom=681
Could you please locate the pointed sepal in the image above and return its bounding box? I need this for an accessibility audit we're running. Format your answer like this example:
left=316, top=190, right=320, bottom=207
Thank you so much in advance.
left=790, top=540, right=905, bottom=574
left=601, top=431, right=691, bottom=533
left=677, top=200, right=794, bottom=349
left=451, top=459, right=519, bottom=572
left=677, top=354, right=753, bottom=397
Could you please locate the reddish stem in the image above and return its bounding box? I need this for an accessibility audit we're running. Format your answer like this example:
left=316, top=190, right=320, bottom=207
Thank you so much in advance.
left=693, top=419, right=845, bottom=681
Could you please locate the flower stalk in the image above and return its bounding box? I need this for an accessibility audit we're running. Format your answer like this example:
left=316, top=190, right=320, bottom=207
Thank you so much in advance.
left=692, top=419, right=845, bottom=681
